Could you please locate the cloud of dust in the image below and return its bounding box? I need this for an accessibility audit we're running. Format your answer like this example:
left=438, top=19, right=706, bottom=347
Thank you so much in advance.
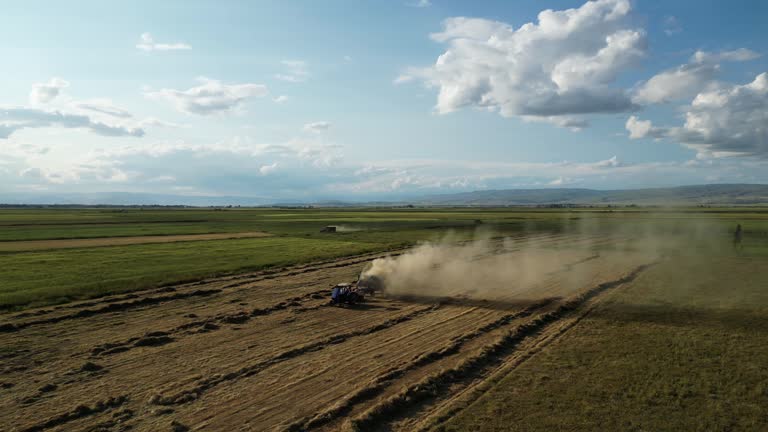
left=361, top=214, right=735, bottom=302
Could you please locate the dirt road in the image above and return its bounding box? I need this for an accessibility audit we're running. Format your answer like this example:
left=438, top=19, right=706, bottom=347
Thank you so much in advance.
left=0, top=233, right=655, bottom=431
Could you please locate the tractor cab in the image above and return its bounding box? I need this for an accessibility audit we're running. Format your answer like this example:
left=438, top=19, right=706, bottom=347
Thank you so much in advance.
left=330, top=283, right=363, bottom=305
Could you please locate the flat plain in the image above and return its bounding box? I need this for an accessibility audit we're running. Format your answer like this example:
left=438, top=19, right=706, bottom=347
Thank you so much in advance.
left=1, top=207, right=767, bottom=431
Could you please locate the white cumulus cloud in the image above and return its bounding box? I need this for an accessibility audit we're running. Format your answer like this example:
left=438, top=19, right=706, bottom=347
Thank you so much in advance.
left=627, top=72, right=768, bottom=158
left=144, top=77, right=269, bottom=115
left=398, top=0, right=645, bottom=128
left=625, top=115, right=666, bottom=139
left=671, top=72, right=768, bottom=157
left=633, top=63, right=718, bottom=105
left=633, top=48, right=760, bottom=105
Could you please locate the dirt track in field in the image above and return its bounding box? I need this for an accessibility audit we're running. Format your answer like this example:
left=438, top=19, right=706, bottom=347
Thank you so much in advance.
left=0, top=232, right=655, bottom=432
left=0, top=232, right=272, bottom=252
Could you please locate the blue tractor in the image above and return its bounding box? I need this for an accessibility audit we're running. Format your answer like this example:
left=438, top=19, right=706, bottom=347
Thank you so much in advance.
left=330, top=283, right=364, bottom=305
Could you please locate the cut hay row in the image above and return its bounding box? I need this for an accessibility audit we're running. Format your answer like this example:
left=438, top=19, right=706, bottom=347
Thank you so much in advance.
left=89, top=288, right=331, bottom=357
left=283, top=299, right=555, bottom=431
left=0, top=289, right=222, bottom=333
left=18, top=395, right=128, bottom=432
left=346, top=263, right=654, bottom=432
left=150, top=304, right=442, bottom=406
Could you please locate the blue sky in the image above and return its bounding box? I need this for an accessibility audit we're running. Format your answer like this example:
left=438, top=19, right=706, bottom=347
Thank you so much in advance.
left=1, top=0, right=767, bottom=201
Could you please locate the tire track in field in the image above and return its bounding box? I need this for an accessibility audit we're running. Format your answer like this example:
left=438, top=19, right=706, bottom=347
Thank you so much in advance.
left=344, top=263, right=655, bottom=432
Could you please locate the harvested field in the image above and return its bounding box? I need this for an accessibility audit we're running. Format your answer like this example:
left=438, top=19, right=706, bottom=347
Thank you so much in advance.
left=0, top=232, right=272, bottom=252
left=0, top=233, right=659, bottom=431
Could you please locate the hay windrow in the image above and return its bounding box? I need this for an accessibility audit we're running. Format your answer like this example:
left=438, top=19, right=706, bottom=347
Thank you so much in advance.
left=150, top=304, right=441, bottom=406
left=19, top=395, right=128, bottom=432
left=283, top=299, right=555, bottom=431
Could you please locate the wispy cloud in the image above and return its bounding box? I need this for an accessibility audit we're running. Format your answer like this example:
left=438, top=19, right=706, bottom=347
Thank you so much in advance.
left=303, top=121, right=331, bottom=133
left=275, top=60, right=310, bottom=83
left=72, top=99, right=133, bottom=118
left=136, top=33, right=191, bottom=51
left=408, top=0, right=432, bottom=7
left=144, top=77, right=268, bottom=115
left=0, top=107, right=144, bottom=139
left=663, top=15, right=682, bottom=36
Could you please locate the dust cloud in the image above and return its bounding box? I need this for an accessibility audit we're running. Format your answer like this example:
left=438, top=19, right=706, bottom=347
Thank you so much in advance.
left=361, top=216, right=732, bottom=301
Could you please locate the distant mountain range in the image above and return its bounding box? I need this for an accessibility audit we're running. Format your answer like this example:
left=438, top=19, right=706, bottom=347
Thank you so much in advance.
left=416, top=184, right=768, bottom=206
left=2, top=184, right=768, bottom=207
left=0, top=192, right=271, bottom=207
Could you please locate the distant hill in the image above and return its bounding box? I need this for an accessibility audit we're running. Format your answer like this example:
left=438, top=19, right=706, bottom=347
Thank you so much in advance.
left=2, top=184, right=768, bottom=207
left=0, top=192, right=271, bottom=207
left=417, top=184, right=768, bottom=206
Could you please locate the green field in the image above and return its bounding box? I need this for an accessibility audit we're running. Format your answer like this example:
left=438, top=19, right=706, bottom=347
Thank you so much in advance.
left=1, top=206, right=767, bottom=311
